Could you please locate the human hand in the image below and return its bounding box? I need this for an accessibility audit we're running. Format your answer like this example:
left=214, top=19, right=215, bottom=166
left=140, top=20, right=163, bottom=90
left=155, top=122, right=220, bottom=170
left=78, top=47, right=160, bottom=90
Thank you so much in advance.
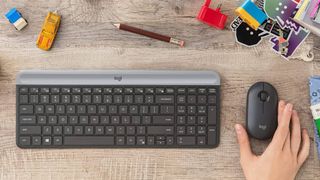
left=235, top=100, right=310, bottom=180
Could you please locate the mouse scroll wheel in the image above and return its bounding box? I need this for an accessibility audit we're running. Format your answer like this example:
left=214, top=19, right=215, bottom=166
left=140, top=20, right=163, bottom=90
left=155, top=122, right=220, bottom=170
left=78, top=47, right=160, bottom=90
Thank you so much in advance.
left=259, top=92, right=269, bottom=102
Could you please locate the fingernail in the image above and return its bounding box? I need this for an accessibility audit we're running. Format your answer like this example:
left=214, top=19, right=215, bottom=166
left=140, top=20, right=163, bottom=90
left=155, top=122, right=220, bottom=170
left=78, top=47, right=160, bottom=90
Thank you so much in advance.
left=286, top=103, right=293, bottom=111
left=235, top=124, right=242, bottom=134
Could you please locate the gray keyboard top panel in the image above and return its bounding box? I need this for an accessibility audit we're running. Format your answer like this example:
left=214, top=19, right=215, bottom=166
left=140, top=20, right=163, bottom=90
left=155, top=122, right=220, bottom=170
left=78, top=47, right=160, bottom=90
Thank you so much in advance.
left=16, top=70, right=220, bottom=86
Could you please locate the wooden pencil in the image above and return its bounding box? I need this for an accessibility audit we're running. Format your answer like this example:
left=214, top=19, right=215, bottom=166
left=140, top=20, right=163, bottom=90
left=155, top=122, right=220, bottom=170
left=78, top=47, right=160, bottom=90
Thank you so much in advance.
left=113, top=23, right=185, bottom=47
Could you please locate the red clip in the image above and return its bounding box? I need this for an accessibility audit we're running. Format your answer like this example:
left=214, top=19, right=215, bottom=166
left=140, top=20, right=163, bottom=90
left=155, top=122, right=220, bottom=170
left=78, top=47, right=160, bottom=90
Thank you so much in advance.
left=197, top=0, right=228, bottom=30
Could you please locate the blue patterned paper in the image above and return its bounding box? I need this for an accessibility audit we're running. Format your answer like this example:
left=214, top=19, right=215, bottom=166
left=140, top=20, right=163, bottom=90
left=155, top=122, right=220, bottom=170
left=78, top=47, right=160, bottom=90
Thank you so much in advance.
left=309, top=76, right=320, bottom=159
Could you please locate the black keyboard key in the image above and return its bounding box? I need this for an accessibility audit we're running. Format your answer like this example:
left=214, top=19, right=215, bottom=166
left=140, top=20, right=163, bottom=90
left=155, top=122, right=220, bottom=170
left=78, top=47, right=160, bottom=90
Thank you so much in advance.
left=20, top=87, right=28, bottom=93
left=20, top=116, right=36, bottom=124
left=208, top=95, right=216, bottom=104
left=77, top=105, right=86, bottom=114
left=38, top=116, right=46, bottom=124
left=72, top=95, right=81, bottom=103
left=20, top=126, right=41, bottom=135
left=187, top=126, right=195, bottom=135
left=53, top=136, right=62, bottom=145
left=105, top=126, right=114, bottom=135
left=127, top=126, right=135, bottom=135
left=51, top=95, right=60, bottom=103
left=45, top=105, right=54, bottom=114
left=147, top=126, right=173, bottom=135
left=20, top=105, right=33, bottom=114
left=30, top=88, right=39, bottom=93
left=79, top=116, right=89, bottom=124
left=147, top=136, right=155, bottom=145
left=19, top=136, right=31, bottom=146
left=177, top=95, right=186, bottom=103
left=197, top=126, right=206, bottom=135
left=61, top=88, right=71, bottom=93
left=177, top=126, right=185, bottom=135
left=40, top=95, right=49, bottom=103
left=137, top=126, right=146, bottom=135
left=48, top=116, right=57, bottom=124
left=64, top=136, right=114, bottom=146
left=177, top=136, right=195, bottom=145
left=127, top=136, right=135, bottom=145
left=40, top=88, right=49, bottom=93
left=20, top=95, right=28, bottom=103
left=69, top=116, right=78, bottom=124
left=198, top=88, right=206, bottom=94
left=137, top=136, right=146, bottom=145
left=145, top=88, right=154, bottom=94
left=177, top=88, right=185, bottom=93
left=116, top=126, right=125, bottom=135
left=134, top=95, right=143, bottom=103
left=198, top=96, right=206, bottom=104
left=208, top=88, right=216, bottom=94
left=43, top=126, right=52, bottom=135
left=58, top=116, right=67, bottom=124
left=116, top=136, right=125, bottom=145
left=187, top=95, right=196, bottom=103
left=66, top=105, right=76, bottom=114
left=64, top=126, right=73, bottom=135
left=109, top=106, right=117, bottom=114
left=208, top=126, right=217, bottom=145
left=35, top=105, right=44, bottom=114
left=166, top=136, right=174, bottom=145
left=56, top=105, right=65, bottom=114
left=43, top=136, right=52, bottom=145
left=85, top=126, right=94, bottom=135
left=30, top=95, right=39, bottom=103
left=153, top=116, right=174, bottom=124
left=72, top=88, right=81, bottom=93
left=156, top=95, right=174, bottom=104
left=53, top=126, right=62, bottom=135
left=160, top=106, right=174, bottom=114
left=32, top=136, right=41, bottom=145
left=111, top=116, right=120, bottom=124
left=61, top=95, right=71, bottom=103
left=197, top=136, right=206, bottom=145
left=74, top=126, right=83, bottom=135
left=95, top=126, right=104, bottom=135
left=208, top=106, right=217, bottom=125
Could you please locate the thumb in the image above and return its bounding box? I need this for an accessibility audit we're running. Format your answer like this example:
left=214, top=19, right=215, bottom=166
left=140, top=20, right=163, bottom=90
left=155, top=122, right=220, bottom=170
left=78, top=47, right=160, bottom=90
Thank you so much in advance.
left=235, top=124, right=254, bottom=164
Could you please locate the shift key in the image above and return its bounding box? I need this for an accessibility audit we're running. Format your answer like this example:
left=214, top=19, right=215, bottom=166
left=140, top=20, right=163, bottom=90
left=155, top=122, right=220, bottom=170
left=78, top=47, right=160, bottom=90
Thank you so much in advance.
left=20, top=126, right=41, bottom=135
left=208, top=106, right=216, bottom=125
left=148, top=126, right=173, bottom=135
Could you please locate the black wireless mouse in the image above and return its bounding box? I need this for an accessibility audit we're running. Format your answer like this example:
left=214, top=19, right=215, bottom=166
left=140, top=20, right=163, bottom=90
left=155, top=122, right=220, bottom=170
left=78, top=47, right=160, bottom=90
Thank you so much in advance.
left=246, top=82, right=278, bottom=140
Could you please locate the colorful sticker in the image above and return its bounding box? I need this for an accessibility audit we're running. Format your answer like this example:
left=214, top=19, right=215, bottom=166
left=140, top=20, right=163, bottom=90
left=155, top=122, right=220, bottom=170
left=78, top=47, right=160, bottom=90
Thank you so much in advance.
left=231, top=0, right=310, bottom=59
left=231, top=17, right=269, bottom=47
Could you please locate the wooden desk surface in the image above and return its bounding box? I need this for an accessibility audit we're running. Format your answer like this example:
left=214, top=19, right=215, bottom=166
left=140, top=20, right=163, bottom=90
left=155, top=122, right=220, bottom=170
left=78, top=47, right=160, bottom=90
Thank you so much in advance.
left=0, top=0, right=319, bottom=179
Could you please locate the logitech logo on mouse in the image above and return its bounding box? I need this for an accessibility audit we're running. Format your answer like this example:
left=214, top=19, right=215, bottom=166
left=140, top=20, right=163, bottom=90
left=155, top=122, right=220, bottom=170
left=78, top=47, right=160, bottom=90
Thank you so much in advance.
left=259, top=124, right=267, bottom=131
left=114, top=76, right=122, bottom=82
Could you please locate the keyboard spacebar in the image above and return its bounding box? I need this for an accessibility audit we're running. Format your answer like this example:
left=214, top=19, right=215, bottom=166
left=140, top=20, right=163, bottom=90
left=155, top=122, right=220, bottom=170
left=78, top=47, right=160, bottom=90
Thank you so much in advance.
left=64, top=136, right=114, bottom=146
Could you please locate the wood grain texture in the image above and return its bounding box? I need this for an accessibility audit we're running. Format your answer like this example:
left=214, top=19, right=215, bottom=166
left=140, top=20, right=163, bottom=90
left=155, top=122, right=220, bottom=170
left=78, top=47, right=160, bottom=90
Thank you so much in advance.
left=0, top=0, right=319, bottom=179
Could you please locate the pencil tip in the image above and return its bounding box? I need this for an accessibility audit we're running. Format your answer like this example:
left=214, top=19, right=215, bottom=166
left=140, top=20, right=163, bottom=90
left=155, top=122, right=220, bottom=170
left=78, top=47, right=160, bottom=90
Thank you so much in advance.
left=113, top=23, right=120, bottom=28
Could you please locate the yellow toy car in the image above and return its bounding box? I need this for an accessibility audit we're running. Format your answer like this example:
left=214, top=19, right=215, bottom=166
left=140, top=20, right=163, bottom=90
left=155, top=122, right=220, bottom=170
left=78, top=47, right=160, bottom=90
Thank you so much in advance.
left=36, top=12, right=61, bottom=50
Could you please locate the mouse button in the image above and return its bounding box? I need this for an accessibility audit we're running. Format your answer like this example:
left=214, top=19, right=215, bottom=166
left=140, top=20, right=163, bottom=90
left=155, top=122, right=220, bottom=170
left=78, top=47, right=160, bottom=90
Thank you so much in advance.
left=258, top=91, right=269, bottom=102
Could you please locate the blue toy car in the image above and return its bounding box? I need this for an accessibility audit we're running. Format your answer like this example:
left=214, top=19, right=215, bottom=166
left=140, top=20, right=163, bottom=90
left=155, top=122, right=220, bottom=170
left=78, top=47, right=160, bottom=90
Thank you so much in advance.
left=5, top=8, right=28, bottom=30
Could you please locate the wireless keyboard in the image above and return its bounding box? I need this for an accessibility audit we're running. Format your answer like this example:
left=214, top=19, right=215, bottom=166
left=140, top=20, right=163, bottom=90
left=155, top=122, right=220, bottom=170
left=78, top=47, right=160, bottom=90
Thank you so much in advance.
left=16, top=70, right=220, bottom=148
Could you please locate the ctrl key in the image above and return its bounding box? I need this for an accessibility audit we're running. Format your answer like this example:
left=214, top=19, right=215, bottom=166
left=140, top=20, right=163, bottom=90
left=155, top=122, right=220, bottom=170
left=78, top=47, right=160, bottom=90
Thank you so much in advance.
left=19, top=136, right=31, bottom=146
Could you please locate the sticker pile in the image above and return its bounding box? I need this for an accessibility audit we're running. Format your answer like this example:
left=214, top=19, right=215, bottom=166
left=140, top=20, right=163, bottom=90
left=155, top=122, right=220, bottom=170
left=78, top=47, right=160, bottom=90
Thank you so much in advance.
left=231, top=0, right=318, bottom=60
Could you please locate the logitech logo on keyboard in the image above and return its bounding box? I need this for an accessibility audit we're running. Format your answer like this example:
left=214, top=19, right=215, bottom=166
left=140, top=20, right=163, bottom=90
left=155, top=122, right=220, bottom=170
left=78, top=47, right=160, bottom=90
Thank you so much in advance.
left=114, top=76, right=123, bottom=82
left=259, top=124, right=267, bottom=131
